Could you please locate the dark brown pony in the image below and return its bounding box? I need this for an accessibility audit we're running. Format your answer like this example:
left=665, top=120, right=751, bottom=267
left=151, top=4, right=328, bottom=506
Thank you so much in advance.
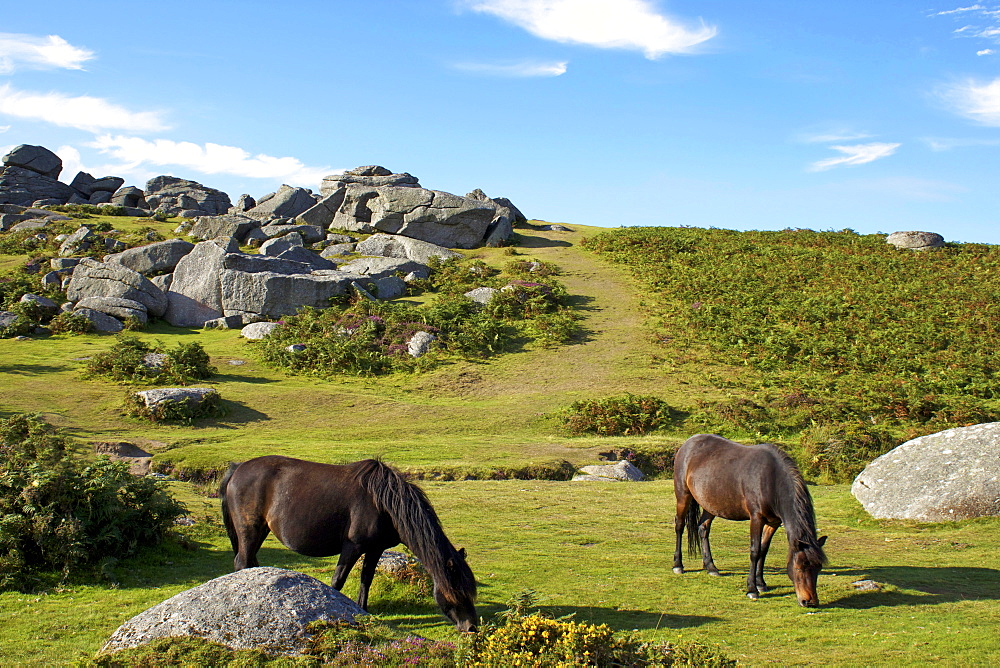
left=219, top=456, right=478, bottom=631
left=672, top=434, right=827, bottom=606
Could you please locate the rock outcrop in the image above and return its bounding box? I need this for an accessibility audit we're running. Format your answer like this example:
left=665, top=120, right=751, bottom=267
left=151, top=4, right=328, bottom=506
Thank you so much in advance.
left=299, top=166, right=515, bottom=248
left=245, top=185, right=317, bottom=221
left=100, top=567, right=366, bottom=656
left=144, top=176, right=232, bottom=218
left=67, top=258, right=168, bottom=318
left=106, top=239, right=196, bottom=275
left=852, top=422, right=1000, bottom=521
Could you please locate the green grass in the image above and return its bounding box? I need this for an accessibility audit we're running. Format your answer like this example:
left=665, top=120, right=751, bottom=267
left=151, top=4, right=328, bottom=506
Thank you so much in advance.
left=2, top=222, right=1000, bottom=665
left=0, top=482, right=996, bottom=666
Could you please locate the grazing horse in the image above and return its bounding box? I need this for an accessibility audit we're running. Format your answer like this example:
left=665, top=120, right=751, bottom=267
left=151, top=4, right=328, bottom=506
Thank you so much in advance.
left=672, top=434, right=827, bottom=606
left=219, top=455, right=478, bottom=631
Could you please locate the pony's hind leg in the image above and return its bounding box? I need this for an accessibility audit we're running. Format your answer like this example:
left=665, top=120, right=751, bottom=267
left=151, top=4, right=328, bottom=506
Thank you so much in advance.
left=233, top=519, right=268, bottom=570
left=698, top=513, right=720, bottom=576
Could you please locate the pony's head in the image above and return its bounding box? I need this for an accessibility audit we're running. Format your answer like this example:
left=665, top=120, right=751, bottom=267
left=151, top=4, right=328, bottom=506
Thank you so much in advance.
left=433, top=547, right=479, bottom=632
left=788, top=535, right=827, bottom=607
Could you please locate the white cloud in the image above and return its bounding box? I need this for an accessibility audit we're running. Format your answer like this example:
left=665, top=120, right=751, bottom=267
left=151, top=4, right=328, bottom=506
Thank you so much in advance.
left=978, top=48, right=996, bottom=54
left=936, top=5, right=987, bottom=16
left=463, top=0, right=717, bottom=59
left=452, top=59, right=568, bottom=76
left=0, top=33, right=94, bottom=73
left=923, top=135, right=1000, bottom=150
left=0, top=84, right=168, bottom=133
left=797, top=129, right=873, bottom=144
left=88, top=135, right=334, bottom=186
left=808, top=142, right=901, bottom=172
left=0, top=125, right=9, bottom=133
left=940, top=77, right=1000, bottom=125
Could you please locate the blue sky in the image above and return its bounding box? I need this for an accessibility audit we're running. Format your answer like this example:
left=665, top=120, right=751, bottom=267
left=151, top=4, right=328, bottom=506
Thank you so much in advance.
left=2, top=1, right=1000, bottom=243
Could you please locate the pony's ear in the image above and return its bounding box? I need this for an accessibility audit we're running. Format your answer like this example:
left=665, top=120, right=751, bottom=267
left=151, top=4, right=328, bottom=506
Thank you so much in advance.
left=458, top=547, right=467, bottom=558
left=818, top=535, right=828, bottom=547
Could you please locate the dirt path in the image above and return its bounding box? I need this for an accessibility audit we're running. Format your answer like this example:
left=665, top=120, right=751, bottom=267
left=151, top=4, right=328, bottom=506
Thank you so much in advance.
left=417, top=225, right=674, bottom=408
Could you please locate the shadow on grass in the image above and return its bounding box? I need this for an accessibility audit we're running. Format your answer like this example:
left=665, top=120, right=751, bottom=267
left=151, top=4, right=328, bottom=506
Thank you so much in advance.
left=3, top=363, right=66, bottom=375
left=826, top=565, right=1000, bottom=609
left=214, top=372, right=280, bottom=385
left=515, top=232, right=573, bottom=249
left=213, top=399, right=269, bottom=426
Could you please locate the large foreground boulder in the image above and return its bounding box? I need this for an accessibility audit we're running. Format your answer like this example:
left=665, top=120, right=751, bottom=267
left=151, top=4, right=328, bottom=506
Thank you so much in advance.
left=100, top=567, right=366, bottom=656
left=852, top=422, right=1000, bottom=521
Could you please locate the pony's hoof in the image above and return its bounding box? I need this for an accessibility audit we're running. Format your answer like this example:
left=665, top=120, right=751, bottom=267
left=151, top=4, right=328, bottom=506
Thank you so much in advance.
left=747, top=592, right=759, bottom=600
left=758, top=585, right=769, bottom=593
left=672, top=567, right=684, bottom=575
left=708, top=570, right=721, bottom=577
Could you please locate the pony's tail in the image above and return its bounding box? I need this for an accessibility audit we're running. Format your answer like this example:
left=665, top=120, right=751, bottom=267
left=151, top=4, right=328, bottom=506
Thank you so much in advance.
left=685, top=498, right=702, bottom=557
left=218, top=462, right=241, bottom=554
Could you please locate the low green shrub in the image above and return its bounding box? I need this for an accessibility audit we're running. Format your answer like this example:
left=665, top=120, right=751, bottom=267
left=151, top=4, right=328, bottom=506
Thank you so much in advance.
left=0, top=414, right=186, bottom=591
left=560, top=394, right=677, bottom=436
left=48, top=311, right=93, bottom=334
left=799, top=423, right=899, bottom=483
left=123, top=389, right=227, bottom=424
left=84, top=335, right=217, bottom=385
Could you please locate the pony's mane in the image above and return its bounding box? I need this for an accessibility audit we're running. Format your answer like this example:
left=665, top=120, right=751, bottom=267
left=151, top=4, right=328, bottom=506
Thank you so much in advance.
left=356, top=459, right=476, bottom=601
left=760, top=444, right=827, bottom=567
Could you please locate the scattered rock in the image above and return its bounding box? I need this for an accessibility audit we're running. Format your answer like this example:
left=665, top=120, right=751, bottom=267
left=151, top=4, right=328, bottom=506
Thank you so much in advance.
left=886, top=231, right=945, bottom=250
left=851, top=580, right=883, bottom=591
left=464, top=287, right=498, bottom=305
left=407, top=331, right=436, bottom=357
left=572, top=461, right=646, bottom=482
left=241, top=321, right=280, bottom=340
left=133, top=387, right=219, bottom=411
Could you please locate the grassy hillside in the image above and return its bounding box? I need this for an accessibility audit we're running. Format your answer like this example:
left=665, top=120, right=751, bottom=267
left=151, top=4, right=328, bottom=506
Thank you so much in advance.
left=2, top=219, right=999, bottom=665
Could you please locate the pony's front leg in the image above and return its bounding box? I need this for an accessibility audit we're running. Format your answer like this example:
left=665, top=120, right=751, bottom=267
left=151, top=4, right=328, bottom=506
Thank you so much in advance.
left=755, top=523, right=778, bottom=592
left=746, top=516, right=765, bottom=600
left=356, top=549, right=384, bottom=610
left=332, top=542, right=363, bottom=595
left=698, top=513, right=720, bottom=576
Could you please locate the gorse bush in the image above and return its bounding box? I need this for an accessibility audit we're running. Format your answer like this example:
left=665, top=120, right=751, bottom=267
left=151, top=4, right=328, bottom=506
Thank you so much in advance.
left=0, top=414, right=186, bottom=591
left=560, top=394, right=676, bottom=436
left=461, top=590, right=736, bottom=667
left=84, top=335, right=216, bottom=385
